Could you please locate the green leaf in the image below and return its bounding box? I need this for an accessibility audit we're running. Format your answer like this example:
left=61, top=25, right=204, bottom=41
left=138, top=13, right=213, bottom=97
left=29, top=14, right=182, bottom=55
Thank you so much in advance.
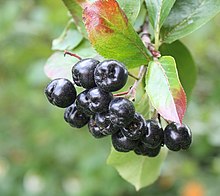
left=161, top=0, right=220, bottom=43
left=160, top=41, right=197, bottom=100
left=61, top=0, right=88, bottom=37
left=146, top=56, right=187, bottom=124
left=145, top=0, right=175, bottom=29
left=44, top=40, right=97, bottom=80
left=117, top=0, right=142, bottom=24
left=133, top=2, right=147, bottom=32
left=52, top=21, right=83, bottom=51
left=107, top=147, right=168, bottom=190
left=134, top=72, right=152, bottom=119
left=83, top=0, right=152, bottom=68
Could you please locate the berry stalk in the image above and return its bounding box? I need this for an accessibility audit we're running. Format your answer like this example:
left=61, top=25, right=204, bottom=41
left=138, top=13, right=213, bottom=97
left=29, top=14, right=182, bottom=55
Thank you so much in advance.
left=126, top=65, right=147, bottom=101
left=64, top=50, right=82, bottom=60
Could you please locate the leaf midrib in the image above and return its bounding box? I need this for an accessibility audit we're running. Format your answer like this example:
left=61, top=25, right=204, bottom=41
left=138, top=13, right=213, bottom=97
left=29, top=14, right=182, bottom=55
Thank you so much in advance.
left=155, top=0, right=163, bottom=29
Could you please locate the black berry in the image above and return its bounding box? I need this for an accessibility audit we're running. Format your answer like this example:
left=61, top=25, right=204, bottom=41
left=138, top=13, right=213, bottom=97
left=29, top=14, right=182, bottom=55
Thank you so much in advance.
left=141, top=120, right=164, bottom=149
left=72, top=58, right=99, bottom=89
left=112, top=131, right=138, bottom=152
left=109, top=97, right=135, bottom=127
left=44, top=78, right=76, bottom=108
left=95, top=112, right=119, bottom=135
left=88, top=116, right=106, bottom=138
left=75, top=90, right=94, bottom=115
left=134, top=142, right=161, bottom=157
left=87, top=87, right=113, bottom=113
left=164, top=122, right=192, bottom=151
left=64, top=103, right=89, bottom=128
left=94, top=60, right=128, bottom=92
left=121, top=113, right=146, bottom=140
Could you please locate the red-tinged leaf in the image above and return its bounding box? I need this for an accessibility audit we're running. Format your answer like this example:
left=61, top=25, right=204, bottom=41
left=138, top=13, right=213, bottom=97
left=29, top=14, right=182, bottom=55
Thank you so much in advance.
left=82, top=0, right=152, bottom=68
left=145, top=56, right=187, bottom=124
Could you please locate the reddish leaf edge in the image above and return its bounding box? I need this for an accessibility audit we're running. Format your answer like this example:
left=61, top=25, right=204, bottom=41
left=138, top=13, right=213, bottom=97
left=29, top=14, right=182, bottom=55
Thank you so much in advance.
left=146, top=56, right=187, bottom=124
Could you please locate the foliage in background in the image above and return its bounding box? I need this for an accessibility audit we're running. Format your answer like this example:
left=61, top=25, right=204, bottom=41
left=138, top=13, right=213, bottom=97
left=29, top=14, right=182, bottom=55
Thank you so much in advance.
left=0, top=0, right=220, bottom=195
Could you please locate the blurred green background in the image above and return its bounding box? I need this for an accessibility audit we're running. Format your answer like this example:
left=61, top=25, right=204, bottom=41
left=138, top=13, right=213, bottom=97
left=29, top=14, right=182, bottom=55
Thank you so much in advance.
left=0, top=0, right=220, bottom=195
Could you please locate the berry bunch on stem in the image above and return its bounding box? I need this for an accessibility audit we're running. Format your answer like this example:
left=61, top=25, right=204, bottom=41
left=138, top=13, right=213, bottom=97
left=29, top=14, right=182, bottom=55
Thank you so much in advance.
left=44, top=50, right=192, bottom=157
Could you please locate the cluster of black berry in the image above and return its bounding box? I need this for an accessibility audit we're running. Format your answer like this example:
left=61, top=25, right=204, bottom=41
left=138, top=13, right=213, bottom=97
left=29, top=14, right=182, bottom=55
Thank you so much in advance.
left=45, top=58, right=192, bottom=157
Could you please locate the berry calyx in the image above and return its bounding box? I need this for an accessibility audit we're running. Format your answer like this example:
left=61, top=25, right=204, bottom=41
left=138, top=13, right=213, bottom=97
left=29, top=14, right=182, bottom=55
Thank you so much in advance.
left=88, top=116, right=106, bottom=138
left=134, top=142, right=161, bottom=157
left=64, top=103, right=89, bottom=128
left=164, top=122, right=192, bottom=151
left=72, top=58, right=100, bottom=89
left=44, top=78, right=76, bottom=108
left=95, top=112, right=119, bottom=135
left=112, top=131, right=138, bottom=152
left=94, top=60, right=128, bottom=92
left=109, top=97, right=135, bottom=127
left=141, top=120, right=164, bottom=149
left=87, top=87, right=113, bottom=113
left=121, top=113, right=146, bottom=140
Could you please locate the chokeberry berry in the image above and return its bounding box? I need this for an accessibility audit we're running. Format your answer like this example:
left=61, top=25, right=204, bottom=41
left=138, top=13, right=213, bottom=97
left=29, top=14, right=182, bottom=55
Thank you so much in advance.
left=134, top=142, right=161, bottom=157
left=121, top=113, right=146, bottom=140
left=87, top=87, right=113, bottom=113
left=164, top=122, right=192, bottom=151
left=112, top=131, right=138, bottom=152
left=141, top=120, right=164, bottom=149
left=44, top=78, right=76, bottom=108
left=94, top=60, right=128, bottom=92
left=109, top=97, right=135, bottom=127
left=64, top=103, right=89, bottom=128
left=88, top=116, right=106, bottom=138
left=75, top=90, right=94, bottom=115
left=95, top=112, right=119, bottom=135
left=72, top=58, right=99, bottom=89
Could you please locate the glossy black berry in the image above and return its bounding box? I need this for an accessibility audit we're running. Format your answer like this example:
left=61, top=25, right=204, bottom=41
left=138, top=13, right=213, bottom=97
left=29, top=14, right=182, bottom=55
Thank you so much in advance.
left=141, top=120, right=164, bottom=149
left=109, top=97, right=135, bottom=127
left=95, top=112, right=119, bottom=135
left=75, top=90, right=94, bottom=115
left=164, top=122, right=192, bottom=151
left=64, top=103, right=89, bottom=128
left=134, top=142, right=161, bottom=157
left=121, top=113, right=146, bottom=140
left=88, top=116, right=106, bottom=138
left=44, top=78, right=76, bottom=108
left=112, top=131, right=138, bottom=152
left=72, top=58, right=99, bottom=89
left=87, top=87, right=113, bottom=113
left=94, top=60, right=128, bottom=92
